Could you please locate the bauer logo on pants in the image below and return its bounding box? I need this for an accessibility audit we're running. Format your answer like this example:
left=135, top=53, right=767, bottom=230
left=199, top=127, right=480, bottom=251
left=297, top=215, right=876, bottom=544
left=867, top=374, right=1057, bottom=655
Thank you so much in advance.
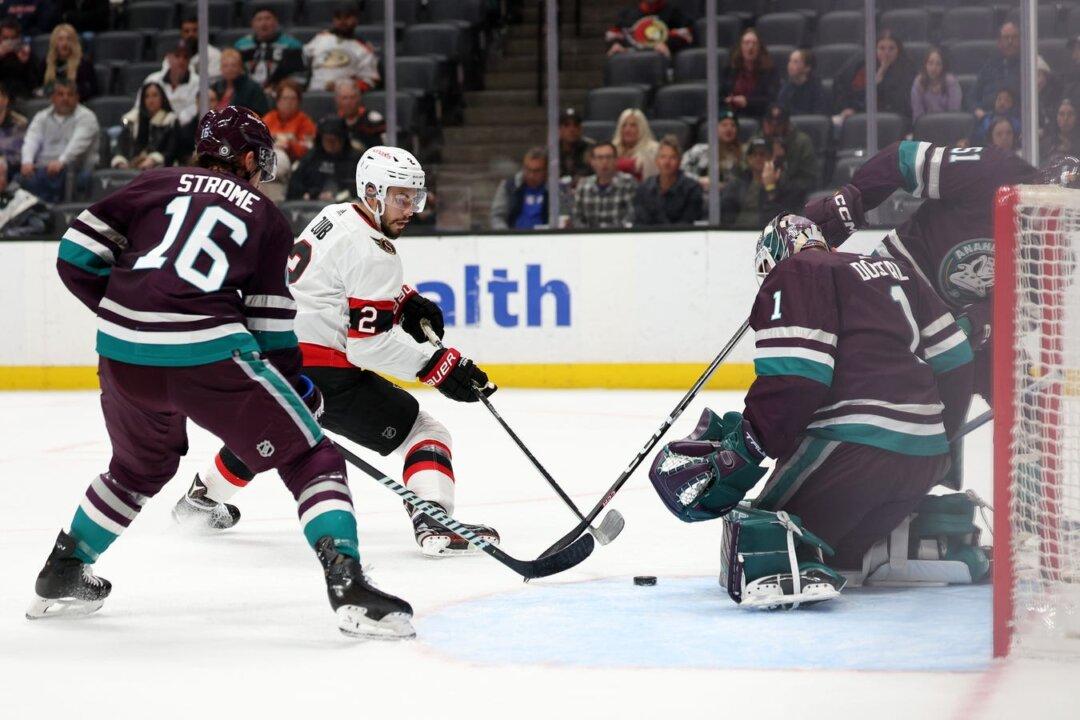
left=257, top=440, right=275, bottom=458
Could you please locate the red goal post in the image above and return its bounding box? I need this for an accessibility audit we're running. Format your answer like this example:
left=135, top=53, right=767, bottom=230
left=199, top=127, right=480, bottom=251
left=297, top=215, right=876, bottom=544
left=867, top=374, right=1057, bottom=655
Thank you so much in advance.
left=993, top=184, right=1080, bottom=659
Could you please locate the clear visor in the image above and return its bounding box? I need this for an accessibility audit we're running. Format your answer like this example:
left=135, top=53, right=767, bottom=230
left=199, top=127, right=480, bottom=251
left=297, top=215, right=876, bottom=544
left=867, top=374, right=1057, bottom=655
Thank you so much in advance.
left=384, top=186, right=428, bottom=213
left=256, top=145, right=278, bottom=183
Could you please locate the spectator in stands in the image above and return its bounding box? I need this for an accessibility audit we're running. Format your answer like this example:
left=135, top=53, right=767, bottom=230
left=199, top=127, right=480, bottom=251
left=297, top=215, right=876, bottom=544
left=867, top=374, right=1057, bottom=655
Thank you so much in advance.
left=0, top=0, right=57, bottom=36
left=39, top=23, right=97, bottom=101
left=777, top=49, right=829, bottom=117
left=613, top=108, right=658, bottom=180
left=834, top=28, right=916, bottom=122
left=0, top=19, right=39, bottom=99
left=305, top=2, right=379, bottom=93
left=111, top=82, right=179, bottom=171
left=58, top=0, right=109, bottom=33
left=0, top=162, right=51, bottom=236
left=1037, top=55, right=1064, bottom=137
left=1067, top=36, right=1080, bottom=107
left=1043, top=98, right=1080, bottom=163
left=572, top=141, right=637, bottom=229
left=171, top=12, right=222, bottom=80
left=973, top=20, right=1021, bottom=123
left=971, top=88, right=1020, bottom=148
left=633, top=136, right=702, bottom=226
left=0, top=83, right=27, bottom=177
left=755, top=103, right=818, bottom=207
left=490, top=146, right=549, bottom=231
left=910, top=47, right=961, bottom=123
left=335, top=78, right=385, bottom=154
left=145, top=43, right=200, bottom=128
left=720, top=28, right=779, bottom=121
left=605, top=0, right=692, bottom=59
left=287, top=116, right=359, bottom=202
left=19, top=77, right=98, bottom=202
left=681, top=107, right=742, bottom=192
left=236, top=5, right=306, bottom=90
left=989, top=116, right=1018, bottom=156
left=212, top=48, right=270, bottom=116
left=723, top=137, right=797, bottom=229
left=558, top=108, right=593, bottom=185
left=263, top=79, right=316, bottom=201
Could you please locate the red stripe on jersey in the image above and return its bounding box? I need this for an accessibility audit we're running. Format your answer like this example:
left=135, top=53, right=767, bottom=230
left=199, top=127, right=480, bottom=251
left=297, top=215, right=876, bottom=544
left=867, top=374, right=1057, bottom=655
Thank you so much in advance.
left=406, top=439, right=452, bottom=458
left=353, top=203, right=381, bottom=231
left=300, top=342, right=352, bottom=368
left=403, top=460, right=455, bottom=484
left=347, top=298, right=396, bottom=310
left=216, top=454, right=250, bottom=488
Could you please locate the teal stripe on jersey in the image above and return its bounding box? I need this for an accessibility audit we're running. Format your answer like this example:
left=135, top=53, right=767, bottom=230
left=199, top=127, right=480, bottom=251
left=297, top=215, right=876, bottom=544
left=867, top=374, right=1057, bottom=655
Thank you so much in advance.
left=755, top=356, right=833, bottom=386
left=302, top=509, right=359, bottom=559
left=755, top=438, right=833, bottom=510
left=808, top=423, right=949, bottom=456
left=252, top=329, right=298, bottom=353
left=241, top=355, right=323, bottom=442
left=97, top=331, right=260, bottom=366
left=58, top=239, right=112, bottom=276
left=69, top=507, right=120, bottom=564
left=897, top=140, right=921, bottom=193
left=927, top=341, right=974, bottom=375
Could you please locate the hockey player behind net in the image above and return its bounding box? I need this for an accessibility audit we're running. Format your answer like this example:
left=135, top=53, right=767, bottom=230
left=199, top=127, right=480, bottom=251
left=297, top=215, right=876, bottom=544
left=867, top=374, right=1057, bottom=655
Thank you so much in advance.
left=649, top=214, right=986, bottom=610
left=29, top=107, right=414, bottom=639
left=172, top=145, right=501, bottom=558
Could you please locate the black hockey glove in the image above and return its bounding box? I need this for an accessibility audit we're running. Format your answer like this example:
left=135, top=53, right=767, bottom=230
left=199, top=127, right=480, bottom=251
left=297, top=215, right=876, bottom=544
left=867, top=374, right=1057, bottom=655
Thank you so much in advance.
left=418, top=348, right=497, bottom=403
left=802, top=183, right=865, bottom=247
left=295, top=374, right=325, bottom=420
left=399, top=288, right=444, bottom=344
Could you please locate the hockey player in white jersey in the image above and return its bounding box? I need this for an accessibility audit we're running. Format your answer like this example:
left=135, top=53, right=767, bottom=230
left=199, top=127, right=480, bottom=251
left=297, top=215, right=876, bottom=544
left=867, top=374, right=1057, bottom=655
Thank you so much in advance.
left=173, top=146, right=501, bottom=557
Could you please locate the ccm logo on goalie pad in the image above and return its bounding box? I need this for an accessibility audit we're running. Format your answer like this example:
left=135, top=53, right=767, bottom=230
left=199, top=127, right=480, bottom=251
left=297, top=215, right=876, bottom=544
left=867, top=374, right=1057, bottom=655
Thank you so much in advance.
left=422, top=349, right=460, bottom=387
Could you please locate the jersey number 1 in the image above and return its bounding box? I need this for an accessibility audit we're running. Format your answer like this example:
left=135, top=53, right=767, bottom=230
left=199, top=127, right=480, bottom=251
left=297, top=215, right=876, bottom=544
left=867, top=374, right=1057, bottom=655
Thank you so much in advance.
left=132, top=196, right=248, bottom=292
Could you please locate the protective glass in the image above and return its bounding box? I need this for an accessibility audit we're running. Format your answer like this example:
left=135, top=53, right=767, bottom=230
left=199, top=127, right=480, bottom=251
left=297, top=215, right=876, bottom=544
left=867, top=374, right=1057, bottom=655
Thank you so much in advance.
left=255, top=145, right=278, bottom=183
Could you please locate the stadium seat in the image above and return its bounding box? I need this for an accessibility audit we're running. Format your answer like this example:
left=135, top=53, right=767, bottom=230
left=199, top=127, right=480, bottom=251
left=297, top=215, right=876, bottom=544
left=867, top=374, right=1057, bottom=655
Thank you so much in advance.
left=945, top=40, right=997, bottom=75
left=697, top=117, right=758, bottom=143
left=94, top=64, right=113, bottom=95
left=673, top=47, right=730, bottom=83
left=90, top=169, right=139, bottom=200
left=838, top=113, right=907, bottom=153
left=649, top=119, right=691, bottom=150
left=1037, top=3, right=1064, bottom=39
left=1039, top=38, right=1070, bottom=76
left=584, top=86, right=647, bottom=122
left=767, top=45, right=795, bottom=68
left=813, top=44, right=862, bottom=79
left=653, top=83, right=707, bottom=122
left=360, top=0, right=421, bottom=25
left=126, top=1, right=178, bottom=31
left=363, top=90, right=422, bottom=133
left=816, top=11, right=864, bottom=46
left=402, top=24, right=467, bottom=63
left=581, top=120, right=616, bottom=145
left=754, top=13, right=808, bottom=47
left=604, top=51, right=670, bottom=90
left=912, top=112, right=973, bottom=147
left=152, top=30, right=182, bottom=61
left=87, top=96, right=134, bottom=129
left=355, top=25, right=388, bottom=51
left=18, top=97, right=50, bottom=119
left=692, top=14, right=741, bottom=49
left=904, top=41, right=931, bottom=67
left=878, top=9, right=929, bottom=43
left=790, top=114, right=831, bottom=154
left=302, top=91, right=337, bottom=121
left=830, top=155, right=865, bottom=185
left=395, top=56, right=440, bottom=96
left=940, top=6, right=995, bottom=42
left=672, top=0, right=703, bottom=22
left=51, top=202, right=86, bottom=230
left=770, top=0, right=830, bottom=16
left=217, top=28, right=250, bottom=49
left=91, top=32, right=145, bottom=63
left=240, top=0, right=295, bottom=25
left=426, top=0, right=486, bottom=29
left=290, top=26, right=322, bottom=44
left=280, top=200, right=326, bottom=235
left=205, top=0, right=236, bottom=29
left=31, top=33, right=49, bottom=63
left=1069, top=7, right=1080, bottom=38
left=305, top=0, right=350, bottom=26
left=116, top=62, right=160, bottom=94
left=956, top=74, right=977, bottom=111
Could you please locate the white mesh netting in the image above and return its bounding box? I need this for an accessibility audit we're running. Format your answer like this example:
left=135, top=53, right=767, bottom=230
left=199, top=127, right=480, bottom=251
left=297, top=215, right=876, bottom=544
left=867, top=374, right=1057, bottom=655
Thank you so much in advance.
left=1006, top=185, right=1080, bottom=657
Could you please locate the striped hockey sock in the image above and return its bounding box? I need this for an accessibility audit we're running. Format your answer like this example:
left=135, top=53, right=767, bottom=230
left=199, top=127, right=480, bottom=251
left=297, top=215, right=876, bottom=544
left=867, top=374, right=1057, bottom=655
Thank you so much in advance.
left=68, top=473, right=147, bottom=564
left=296, top=472, right=359, bottom=559
left=201, top=448, right=255, bottom=504
left=402, top=439, right=455, bottom=515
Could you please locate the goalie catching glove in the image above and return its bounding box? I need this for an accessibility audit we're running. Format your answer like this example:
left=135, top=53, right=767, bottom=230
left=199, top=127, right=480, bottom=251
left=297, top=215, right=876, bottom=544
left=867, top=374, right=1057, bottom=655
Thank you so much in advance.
left=649, top=409, right=768, bottom=522
left=801, top=183, right=864, bottom=247
left=418, top=348, right=497, bottom=403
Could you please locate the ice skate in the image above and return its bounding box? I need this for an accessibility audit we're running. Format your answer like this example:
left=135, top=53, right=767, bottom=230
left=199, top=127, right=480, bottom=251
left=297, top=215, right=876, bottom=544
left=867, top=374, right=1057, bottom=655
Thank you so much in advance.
left=171, top=474, right=240, bottom=530
left=410, top=502, right=500, bottom=558
left=26, top=530, right=111, bottom=619
left=315, top=536, right=415, bottom=640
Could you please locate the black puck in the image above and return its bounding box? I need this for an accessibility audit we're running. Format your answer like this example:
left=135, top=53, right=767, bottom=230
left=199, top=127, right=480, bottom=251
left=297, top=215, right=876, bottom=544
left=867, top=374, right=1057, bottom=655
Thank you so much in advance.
left=633, top=575, right=657, bottom=586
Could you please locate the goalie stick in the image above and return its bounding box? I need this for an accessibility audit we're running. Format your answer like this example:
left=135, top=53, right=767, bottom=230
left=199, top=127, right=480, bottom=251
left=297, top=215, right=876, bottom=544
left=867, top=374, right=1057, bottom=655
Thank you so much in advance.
left=419, top=320, right=625, bottom=546
left=537, top=319, right=752, bottom=560
left=332, top=439, right=595, bottom=579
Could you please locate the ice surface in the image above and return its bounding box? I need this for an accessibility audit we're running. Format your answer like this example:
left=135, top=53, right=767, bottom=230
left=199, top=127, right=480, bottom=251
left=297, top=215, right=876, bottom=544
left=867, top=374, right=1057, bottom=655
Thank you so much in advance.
left=0, top=388, right=1074, bottom=719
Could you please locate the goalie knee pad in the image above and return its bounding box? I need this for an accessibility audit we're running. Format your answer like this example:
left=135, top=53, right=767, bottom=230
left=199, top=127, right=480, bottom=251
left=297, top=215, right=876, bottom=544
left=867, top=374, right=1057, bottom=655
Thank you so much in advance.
left=720, top=505, right=846, bottom=610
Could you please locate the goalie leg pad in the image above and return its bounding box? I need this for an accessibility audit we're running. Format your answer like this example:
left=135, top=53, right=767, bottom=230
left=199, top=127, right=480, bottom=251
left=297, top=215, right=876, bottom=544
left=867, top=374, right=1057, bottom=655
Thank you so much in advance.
left=720, top=505, right=846, bottom=610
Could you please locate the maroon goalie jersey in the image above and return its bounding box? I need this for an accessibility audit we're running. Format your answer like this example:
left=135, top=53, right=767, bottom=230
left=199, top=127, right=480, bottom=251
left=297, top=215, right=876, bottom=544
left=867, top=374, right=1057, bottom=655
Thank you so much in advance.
left=849, top=140, right=1034, bottom=310
left=744, top=248, right=973, bottom=461
left=56, top=166, right=300, bottom=373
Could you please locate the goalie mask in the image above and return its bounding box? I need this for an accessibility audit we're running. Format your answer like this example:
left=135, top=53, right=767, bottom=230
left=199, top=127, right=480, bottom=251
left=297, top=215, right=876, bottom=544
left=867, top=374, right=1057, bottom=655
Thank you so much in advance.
left=355, top=146, right=427, bottom=227
left=754, top=213, right=828, bottom=284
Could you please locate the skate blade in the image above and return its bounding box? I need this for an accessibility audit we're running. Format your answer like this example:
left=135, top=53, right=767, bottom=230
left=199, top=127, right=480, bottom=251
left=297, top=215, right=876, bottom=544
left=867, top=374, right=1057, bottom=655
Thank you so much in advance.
left=419, top=534, right=500, bottom=558
left=335, top=607, right=416, bottom=640
left=26, top=595, right=104, bottom=620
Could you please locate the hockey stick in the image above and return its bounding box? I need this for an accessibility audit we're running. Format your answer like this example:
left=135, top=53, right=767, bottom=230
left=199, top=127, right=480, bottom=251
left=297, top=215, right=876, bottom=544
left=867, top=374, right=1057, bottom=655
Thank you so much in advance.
left=332, top=439, right=595, bottom=579
left=419, top=320, right=625, bottom=546
left=537, top=319, right=753, bottom=559
left=952, top=409, right=992, bottom=443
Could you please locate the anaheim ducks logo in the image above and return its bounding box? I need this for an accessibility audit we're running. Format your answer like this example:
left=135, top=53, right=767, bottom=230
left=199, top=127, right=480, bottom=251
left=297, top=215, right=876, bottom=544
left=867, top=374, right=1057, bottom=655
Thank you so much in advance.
left=372, top=235, right=396, bottom=254
left=938, top=239, right=994, bottom=305
left=628, top=16, right=669, bottom=49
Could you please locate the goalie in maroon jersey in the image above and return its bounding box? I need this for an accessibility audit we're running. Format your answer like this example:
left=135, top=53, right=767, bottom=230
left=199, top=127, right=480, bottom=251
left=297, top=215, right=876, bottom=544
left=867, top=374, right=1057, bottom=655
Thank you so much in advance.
left=27, top=106, right=414, bottom=639
left=649, top=215, right=987, bottom=610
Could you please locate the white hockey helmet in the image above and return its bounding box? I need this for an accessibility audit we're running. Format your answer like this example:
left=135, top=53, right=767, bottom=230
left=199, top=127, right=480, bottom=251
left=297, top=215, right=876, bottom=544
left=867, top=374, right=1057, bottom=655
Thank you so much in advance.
left=355, top=146, right=427, bottom=224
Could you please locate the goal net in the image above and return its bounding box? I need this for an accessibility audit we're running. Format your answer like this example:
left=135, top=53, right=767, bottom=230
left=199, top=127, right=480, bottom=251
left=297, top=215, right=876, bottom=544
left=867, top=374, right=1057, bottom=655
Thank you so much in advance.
left=994, top=184, right=1080, bottom=658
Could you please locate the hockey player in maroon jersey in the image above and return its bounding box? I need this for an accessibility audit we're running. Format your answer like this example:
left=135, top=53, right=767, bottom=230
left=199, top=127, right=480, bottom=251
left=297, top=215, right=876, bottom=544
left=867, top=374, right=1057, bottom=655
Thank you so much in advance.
left=29, top=107, right=414, bottom=639
left=172, top=145, right=501, bottom=558
left=649, top=215, right=984, bottom=609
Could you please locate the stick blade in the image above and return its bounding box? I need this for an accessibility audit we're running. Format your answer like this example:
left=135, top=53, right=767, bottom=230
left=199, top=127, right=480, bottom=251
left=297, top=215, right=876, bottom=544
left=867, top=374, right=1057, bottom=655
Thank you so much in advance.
left=592, top=510, right=626, bottom=545
left=518, top=533, right=595, bottom=579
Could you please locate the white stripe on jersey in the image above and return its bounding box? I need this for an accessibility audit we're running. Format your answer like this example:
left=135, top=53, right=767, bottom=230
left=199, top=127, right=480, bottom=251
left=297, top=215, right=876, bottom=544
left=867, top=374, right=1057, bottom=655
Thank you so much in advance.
left=77, top=209, right=128, bottom=248
left=920, top=313, right=954, bottom=338
left=927, top=146, right=946, bottom=199
left=244, top=294, right=297, bottom=310
left=63, top=227, right=115, bottom=262
left=98, top=318, right=250, bottom=344
left=756, top=325, right=838, bottom=347
left=754, top=345, right=835, bottom=368
left=99, top=298, right=212, bottom=323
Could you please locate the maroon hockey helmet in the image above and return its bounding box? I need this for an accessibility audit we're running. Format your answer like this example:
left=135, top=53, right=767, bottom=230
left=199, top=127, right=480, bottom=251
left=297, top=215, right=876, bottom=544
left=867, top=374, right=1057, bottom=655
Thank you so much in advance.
left=1034, top=154, right=1080, bottom=189
left=196, top=106, right=277, bottom=182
